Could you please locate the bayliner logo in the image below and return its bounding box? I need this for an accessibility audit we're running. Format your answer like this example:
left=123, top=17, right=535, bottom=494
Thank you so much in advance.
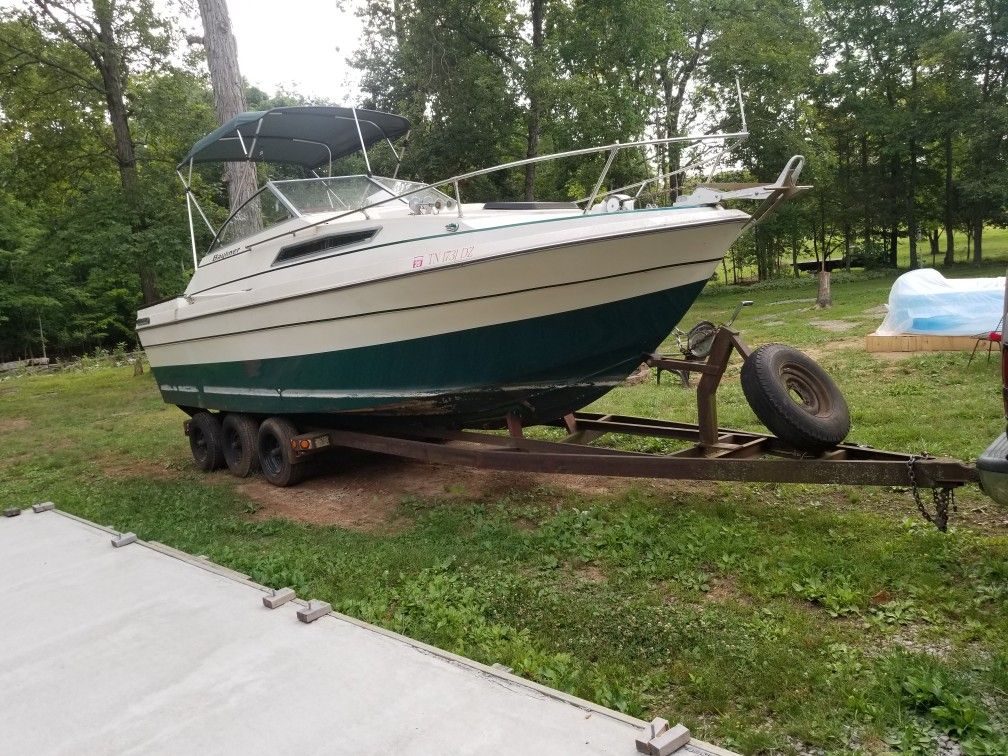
left=410, top=245, right=475, bottom=270
left=210, top=247, right=244, bottom=263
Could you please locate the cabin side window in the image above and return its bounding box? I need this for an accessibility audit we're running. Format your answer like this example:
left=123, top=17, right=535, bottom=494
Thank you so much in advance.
left=273, top=229, right=379, bottom=265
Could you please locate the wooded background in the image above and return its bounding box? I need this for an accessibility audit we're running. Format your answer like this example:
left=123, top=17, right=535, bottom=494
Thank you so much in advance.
left=0, top=0, right=1005, bottom=361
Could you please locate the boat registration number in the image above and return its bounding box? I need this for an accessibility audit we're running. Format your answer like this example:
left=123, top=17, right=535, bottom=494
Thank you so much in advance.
left=410, top=245, right=475, bottom=270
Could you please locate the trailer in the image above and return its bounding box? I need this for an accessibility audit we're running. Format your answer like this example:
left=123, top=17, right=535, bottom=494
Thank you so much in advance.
left=183, top=322, right=987, bottom=532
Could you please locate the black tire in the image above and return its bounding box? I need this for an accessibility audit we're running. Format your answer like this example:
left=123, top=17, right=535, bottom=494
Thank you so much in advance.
left=740, top=343, right=851, bottom=451
left=189, top=411, right=225, bottom=471
left=221, top=414, right=260, bottom=478
left=257, top=416, right=306, bottom=487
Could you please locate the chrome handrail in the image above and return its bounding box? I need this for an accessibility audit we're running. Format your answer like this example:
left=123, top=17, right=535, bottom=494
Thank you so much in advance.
left=184, top=129, right=748, bottom=265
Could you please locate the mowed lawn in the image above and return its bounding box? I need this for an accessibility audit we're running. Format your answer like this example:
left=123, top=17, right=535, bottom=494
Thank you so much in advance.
left=1, top=263, right=1007, bottom=754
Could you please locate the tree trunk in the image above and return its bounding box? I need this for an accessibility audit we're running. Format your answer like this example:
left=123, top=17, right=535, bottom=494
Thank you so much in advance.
left=522, top=0, right=543, bottom=201
left=197, top=0, right=260, bottom=220
left=92, top=1, right=160, bottom=304
left=907, top=80, right=919, bottom=270
left=973, top=219, right=983, bottom=264
left=861, top=133, right=871, bottom=261
left=816, top=270, right=832, bottom=308
left=889, top=224, right=898, bottom=268
left=943, top=130, right=955, bottom=265
left=843, top=223, right=851, bottom=270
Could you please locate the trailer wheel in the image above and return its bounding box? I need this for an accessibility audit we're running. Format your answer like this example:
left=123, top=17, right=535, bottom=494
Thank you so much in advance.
left=189, top=412, right=225, bottom=471
left=257, top=417, right=305, bottom=487
left=740, top=343, right=850, bottom=452
left=221, top=414, right=260, bottom=478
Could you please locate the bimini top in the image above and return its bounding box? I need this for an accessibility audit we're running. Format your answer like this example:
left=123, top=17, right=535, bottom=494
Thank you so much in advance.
left=179, top=106, right=411, bottom=169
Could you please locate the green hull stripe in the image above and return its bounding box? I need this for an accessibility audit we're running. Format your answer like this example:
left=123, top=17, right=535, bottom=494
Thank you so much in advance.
left=152, top=280, right=706, bottom=425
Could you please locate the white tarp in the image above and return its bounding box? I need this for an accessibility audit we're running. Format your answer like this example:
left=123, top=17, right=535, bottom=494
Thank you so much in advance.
left=875, top=268, right=1005, bottom=336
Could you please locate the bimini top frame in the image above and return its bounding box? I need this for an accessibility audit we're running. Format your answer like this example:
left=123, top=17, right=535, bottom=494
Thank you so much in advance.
left=178, top=106, right=411, bottom=171
left=177, top=105, right=412, bottom=268
left=177, top=85, right=791, bottom=271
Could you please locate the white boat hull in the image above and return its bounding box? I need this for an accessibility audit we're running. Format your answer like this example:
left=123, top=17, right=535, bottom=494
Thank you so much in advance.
left=137, top=206, right=747, bottom=426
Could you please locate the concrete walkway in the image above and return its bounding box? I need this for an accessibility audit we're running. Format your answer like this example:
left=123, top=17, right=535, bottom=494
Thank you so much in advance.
left=0, top=507, right=734, bottom=756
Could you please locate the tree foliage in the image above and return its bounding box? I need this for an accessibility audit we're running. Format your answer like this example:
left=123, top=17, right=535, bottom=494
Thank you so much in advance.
left=0, top=0, right=1005, bottom=360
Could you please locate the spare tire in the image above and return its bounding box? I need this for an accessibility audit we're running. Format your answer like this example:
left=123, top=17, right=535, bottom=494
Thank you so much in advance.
left=740, top=344, right=850, bottom=451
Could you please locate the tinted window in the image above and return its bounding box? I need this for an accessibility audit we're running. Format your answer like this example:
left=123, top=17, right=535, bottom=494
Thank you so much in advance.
left=274, top=229, right=378, bottom=264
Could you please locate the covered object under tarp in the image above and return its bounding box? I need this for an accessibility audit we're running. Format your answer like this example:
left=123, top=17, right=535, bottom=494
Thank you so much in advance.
left=875, top=268, right=1005, bottom=337
left=0, top=506, right=734, bottom=756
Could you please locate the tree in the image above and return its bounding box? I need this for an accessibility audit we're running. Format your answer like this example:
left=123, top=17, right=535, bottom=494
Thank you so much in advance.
left=1, top=1, right=180, bottom=304
left=0, top=6, right=216, bottom=358
left=191, top=0, right=259, bottom=222
left=958, top=0, right=1008, bottom=263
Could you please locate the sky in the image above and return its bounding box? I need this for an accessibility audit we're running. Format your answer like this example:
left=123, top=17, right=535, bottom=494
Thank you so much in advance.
left=210, top=0, right=364, bottom=104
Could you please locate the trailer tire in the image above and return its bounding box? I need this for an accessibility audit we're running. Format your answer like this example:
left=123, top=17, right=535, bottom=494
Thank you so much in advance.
left=221, top=414, right=260, bottom=478
left=740, top=343, right=850, bottom=452
left=257, top=417, right=306, bottom=487
left=189, top=412, right=225, bottom=471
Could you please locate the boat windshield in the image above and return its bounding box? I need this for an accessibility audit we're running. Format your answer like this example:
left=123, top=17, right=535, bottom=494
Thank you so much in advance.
left=210, top=186, right=297, bottom=252
left=271, top=175, right=451, bottom=215
left=208, top=175, right=453, bottom=254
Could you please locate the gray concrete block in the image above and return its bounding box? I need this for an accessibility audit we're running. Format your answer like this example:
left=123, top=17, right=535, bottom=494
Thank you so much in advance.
left=650, top=723, right=690, bottom=756
left=111, top=532, right=137, bottom=548
left=32, top=502, right=56, bottom=513
left=296, top=600, right=331, bottom=623
left=490, top=663, right=514, bottom=673
left=262, top=587, right=296, bottom=609
left=635, top=717, right=670, bottom=753
left=3, top=507, right=20, bottom=518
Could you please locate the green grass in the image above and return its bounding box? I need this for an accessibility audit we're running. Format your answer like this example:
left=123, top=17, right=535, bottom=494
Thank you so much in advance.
left=2, top=266, right=1007, bottom=754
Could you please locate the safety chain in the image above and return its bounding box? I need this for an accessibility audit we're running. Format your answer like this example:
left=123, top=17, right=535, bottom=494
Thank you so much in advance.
left=907, top=454, right=957, bottom=532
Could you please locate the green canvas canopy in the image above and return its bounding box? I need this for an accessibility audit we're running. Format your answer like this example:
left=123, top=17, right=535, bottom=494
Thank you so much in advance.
left=179, top=106, right=411, bottom=169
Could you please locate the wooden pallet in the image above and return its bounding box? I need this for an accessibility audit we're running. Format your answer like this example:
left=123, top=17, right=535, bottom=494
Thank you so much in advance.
left=865, top=334, right=982, bottom=353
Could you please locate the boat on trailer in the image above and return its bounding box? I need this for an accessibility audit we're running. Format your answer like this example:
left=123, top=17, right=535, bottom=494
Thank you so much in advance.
left=137, top=104, right=805, bottom=430
left=133, top=104, right=1008, bottom=519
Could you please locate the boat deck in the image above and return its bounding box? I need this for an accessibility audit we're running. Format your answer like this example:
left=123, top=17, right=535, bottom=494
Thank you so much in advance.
left=0, top=505, right=735, bottom=755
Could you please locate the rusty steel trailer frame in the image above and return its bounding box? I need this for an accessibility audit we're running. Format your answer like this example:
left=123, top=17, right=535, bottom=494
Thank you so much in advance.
left=290, top=327, right=978, bottom=512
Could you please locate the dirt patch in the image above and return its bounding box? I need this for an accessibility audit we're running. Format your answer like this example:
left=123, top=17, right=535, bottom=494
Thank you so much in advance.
left=810, top=319, right=859, bottom=333
left=99, top=455, right=183, bottom=481
left=870, top=351, right=917, bottom=362
left=623, top=363, right=652, bottom=385
left=0, top=417, right=30, bottom=432
left=563, top=562, right=607, bottom=583
left=802, top=336, right=865, bottom=360
left=862, top=304, right=889, bottom=317
left=238, top=450, right=684, bottom=531
left=704, top=575, right=751, bottom=604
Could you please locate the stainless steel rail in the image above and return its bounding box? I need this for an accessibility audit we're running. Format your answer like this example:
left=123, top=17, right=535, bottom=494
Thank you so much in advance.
left=180, top=129, right=748, bottom=266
